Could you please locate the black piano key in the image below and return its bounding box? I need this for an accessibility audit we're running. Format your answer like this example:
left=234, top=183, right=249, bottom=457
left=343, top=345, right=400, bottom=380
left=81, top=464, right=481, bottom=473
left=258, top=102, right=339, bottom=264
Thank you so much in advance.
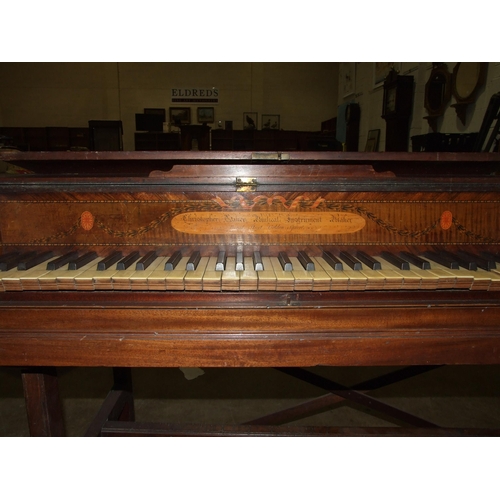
left=135, top=250, right=157, bottom=271
left=478, top=252, right=498, bottom=271
left=297, top=251, right=315, bottom=271
left=339, top=251, right=362, bottom=271
left=457, top=251, right=493, bottom=271
left=215, top=251, right=226, bottom=271
left=444, top=251, right=477, bottom=271
left=0, top=252, right=21, bottom=271
left=97, top=251, right=123, bottom=271
left=423, top=251, right=459, bottom=270
left=186, top=251, right=201, bottom=271
left=321, top=250, right=343, bottom=271
left=69, top=251, right=98, bottom=270
left=164, top=250, right=182, bottom=271
left=117, top=251, right=140, bottom=270
left=253, top=251, right=264, bottom=271
left=399, top=251, right=431, bottom=270
left=356, top=251, right=382, bottom=270
left=18, top=251, right=55, bottom=271
left=46, top=251, right=79, bottom=270
left=439, top=250, right=470, bottom=270
left=380, top=251, right=410, bottom=270
left=1, top=252, right=37, bottom=271
left=278, top=251, right=293, bottom=271
left=481, top=251, right=500, bottom=263
left=235, top=251, right=244, bottom=271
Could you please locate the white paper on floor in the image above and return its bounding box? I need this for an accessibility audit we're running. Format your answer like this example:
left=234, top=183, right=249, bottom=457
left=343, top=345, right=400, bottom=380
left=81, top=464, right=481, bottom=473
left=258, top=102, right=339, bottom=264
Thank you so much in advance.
left=179, top=367, right=205, bottom=380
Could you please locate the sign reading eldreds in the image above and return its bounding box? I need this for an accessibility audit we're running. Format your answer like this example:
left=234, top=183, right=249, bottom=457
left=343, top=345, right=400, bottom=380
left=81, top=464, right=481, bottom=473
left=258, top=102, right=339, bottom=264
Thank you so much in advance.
left=171, top=88, right=219, bottom=103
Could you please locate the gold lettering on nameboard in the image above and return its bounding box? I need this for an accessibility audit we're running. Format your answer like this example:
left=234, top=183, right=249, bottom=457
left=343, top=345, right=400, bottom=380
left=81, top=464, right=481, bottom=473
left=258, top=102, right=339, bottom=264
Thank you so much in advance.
left=171, top=212, right=366, bottom=235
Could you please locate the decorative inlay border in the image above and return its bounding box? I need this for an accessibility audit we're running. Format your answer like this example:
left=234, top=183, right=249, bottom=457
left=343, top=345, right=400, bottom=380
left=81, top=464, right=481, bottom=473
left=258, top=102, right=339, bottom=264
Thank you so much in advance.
left=18, top=196, right=498, bottom=245
left=2, top=241, right=496, bottom=247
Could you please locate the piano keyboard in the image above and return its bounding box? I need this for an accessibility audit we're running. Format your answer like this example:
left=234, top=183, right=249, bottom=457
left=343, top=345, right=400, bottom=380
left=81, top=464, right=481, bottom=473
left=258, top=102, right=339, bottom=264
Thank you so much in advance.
left=1, top=248, right=500, bottom=293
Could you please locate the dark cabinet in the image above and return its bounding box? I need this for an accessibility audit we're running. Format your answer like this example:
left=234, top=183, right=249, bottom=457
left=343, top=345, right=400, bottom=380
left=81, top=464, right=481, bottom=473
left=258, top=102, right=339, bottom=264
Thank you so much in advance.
left=89, top=120, right=123, bottom=151
left=46, top=127, right=70, bottom=151
left=1, top=127, right=90, bottom=151
left=211, top=130, right=340, bottom=151
left=69, top=128, right=89, bottom=149
left=134, top=132, right=181, bottom=151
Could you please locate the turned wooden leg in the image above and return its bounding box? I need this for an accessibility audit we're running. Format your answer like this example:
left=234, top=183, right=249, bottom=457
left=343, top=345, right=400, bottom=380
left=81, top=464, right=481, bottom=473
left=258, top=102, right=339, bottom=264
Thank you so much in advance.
left=22, top=367, right=65, bottom=437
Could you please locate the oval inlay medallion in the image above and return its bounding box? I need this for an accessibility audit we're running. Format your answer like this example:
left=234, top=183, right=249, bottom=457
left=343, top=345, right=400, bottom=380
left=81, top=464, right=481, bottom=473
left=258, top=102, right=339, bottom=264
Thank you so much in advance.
left=440, top=210, right=453, bottom=230
left=80, top=211, right=95, bottom=231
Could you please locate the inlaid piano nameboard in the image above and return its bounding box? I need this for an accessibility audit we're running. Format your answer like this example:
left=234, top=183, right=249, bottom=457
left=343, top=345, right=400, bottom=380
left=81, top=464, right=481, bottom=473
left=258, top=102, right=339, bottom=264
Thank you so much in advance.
left=1, top=151, right=500, bottom=436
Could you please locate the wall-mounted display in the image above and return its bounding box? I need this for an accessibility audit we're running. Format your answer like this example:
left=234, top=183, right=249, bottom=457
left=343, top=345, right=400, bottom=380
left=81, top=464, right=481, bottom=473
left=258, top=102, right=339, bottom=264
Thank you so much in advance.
left=169, top=107, right=191, bottom=126
left=451, top=62, right=488, bottom=125
left=197, top=107, right=214, bottom=124
left=144, top=108, right=166, bottom=121
left=341, top=62, right=356, bottom=97
left=243, top=112, right=257, bottom=130
left=424, top=63, right=452, bottom=132
left=262, top=114, right=280, bottom=130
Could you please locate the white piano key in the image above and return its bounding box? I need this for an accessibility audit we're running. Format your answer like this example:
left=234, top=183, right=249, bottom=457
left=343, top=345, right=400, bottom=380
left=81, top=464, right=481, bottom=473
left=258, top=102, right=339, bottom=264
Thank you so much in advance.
left=307, top=257, right=332, bottom=291
left=288, top=256, right=313, bottom=291
left=376, top=256, right=422, bottom=290
left=202, top=256, right=222, bottom=291
left=240, top=256, right=259, bottom=291
left=270, top=256, right=295, bottom=291
left=221, top=257, right=241, bottom=291
left=165, top=256, right=190, bottom=291
left=313, top=256, right=350, bottom=291
left=184, top=256, right=209, bottom=291
left=145, top=256, right=173, bottom=290
left=256, top=257, right=276, bottom=291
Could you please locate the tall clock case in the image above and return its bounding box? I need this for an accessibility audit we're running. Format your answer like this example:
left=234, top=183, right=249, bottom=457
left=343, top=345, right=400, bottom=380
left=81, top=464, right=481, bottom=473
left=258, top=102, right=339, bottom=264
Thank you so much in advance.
left=382, top=71, right=414, bottom=151
left=382, top=73, right=414, bottom=117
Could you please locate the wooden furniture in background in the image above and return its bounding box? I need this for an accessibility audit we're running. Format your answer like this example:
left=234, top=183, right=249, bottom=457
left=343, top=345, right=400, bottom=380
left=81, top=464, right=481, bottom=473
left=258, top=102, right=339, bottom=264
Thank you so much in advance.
left=210, top=129, right=340, bottom=151
left=134, top=132, right=181, bottom=151
left=88, top=120, right=123, bottom=151
left=1, top=127, right=89, bottom=151
left=179, top=125, right=210, bottom=150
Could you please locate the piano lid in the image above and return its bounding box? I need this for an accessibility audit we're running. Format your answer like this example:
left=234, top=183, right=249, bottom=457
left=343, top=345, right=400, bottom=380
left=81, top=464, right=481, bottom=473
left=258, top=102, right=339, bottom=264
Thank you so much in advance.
left=0, top=151, right=500, bottom=194
left=0, top=150, right=500, bottom=178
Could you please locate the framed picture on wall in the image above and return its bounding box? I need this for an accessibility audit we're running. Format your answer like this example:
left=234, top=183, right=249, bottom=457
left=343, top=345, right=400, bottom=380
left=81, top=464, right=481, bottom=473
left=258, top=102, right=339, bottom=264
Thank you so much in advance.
left=261, top=114, right=280, bottom=130
left=197, top=107, right=214, bottom=123
left=169, top=107, right=191, bottom=125
left=243, top=112, right=257, bottom=130
left=365, top=129, right=380, bottom=152
left=341, top=62, right=356, bottom=98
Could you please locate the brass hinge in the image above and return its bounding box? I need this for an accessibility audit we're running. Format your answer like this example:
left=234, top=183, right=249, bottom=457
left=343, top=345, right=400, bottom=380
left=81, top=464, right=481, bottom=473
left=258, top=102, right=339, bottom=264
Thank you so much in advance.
left=236, top=177, right=258, bottom=192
